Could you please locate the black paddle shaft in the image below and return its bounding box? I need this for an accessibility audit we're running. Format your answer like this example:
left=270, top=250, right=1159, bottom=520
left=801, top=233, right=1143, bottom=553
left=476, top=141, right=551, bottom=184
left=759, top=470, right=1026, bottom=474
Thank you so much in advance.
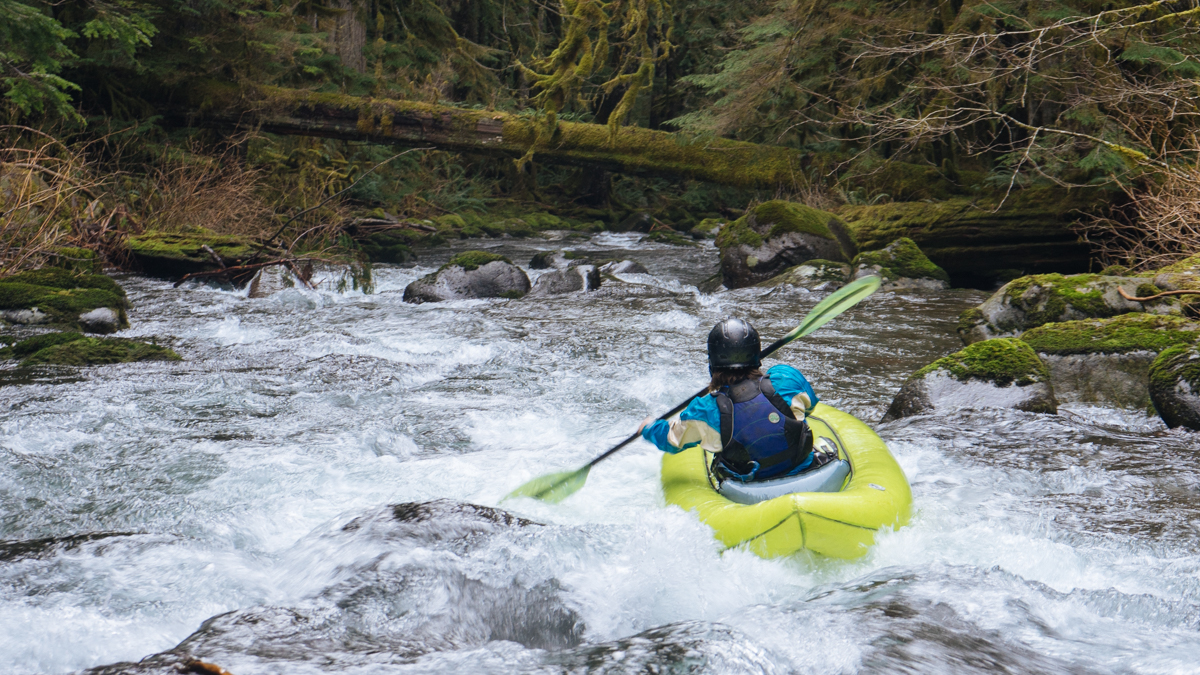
left=585, top=334, right=795, bottom=468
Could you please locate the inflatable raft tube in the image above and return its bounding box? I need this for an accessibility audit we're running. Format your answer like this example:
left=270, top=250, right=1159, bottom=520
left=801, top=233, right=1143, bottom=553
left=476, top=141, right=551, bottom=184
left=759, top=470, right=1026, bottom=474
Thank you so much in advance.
left=660, top=402, right=912, bottom=559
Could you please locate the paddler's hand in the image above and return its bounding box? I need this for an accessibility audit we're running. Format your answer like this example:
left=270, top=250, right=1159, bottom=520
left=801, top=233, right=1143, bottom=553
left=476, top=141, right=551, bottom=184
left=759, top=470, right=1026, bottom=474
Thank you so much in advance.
left=637, top=414, right=657, bottom=434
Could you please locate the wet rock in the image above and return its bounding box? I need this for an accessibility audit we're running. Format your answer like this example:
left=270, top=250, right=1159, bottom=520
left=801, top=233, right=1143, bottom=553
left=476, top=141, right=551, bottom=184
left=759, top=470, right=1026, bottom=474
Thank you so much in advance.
left=689, top=217, right=725, bottom=239
left=0, top=267, right=129, bottom=333
left=852, top=237, right=950, bottom=290
left=957, top=273, right=1180, bottom=345
left=1021, top=314, right=1200, bottom=409
left=403, top=251, right=530, bottom=303
left=528, top=265, right=601, bottom=296
left=247, top=265, right=295, bottom=298
left=884, top=338, right=1057, bottom=421
left=0, top=332, right=181, bottom=367
left=597, top=259, right=649, bottom=275
left=755, top=259, right=851, bottom=290
left=716, top=200, right=857, bottom=289
left=1150, top=344, right=1200, bottom=430
left=529, top=249, right=589, bottom=269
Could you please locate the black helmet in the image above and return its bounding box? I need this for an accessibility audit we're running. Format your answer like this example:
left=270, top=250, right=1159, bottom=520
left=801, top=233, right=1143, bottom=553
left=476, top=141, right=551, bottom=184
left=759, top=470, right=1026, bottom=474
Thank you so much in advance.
left=707, top=318, right=761, bottom=369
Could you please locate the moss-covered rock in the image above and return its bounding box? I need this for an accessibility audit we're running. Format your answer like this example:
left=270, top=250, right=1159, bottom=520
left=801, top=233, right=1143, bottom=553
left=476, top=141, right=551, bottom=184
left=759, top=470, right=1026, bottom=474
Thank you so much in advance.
left=1149, top=344, right=1200, bottom=430
left=1018, top=314, right=1200, bottom=410
left=852, top=237, right=950, bottom=290
left=883, top=338, right=1057, bottom=421
left=127, top=230, right=267, bottom=280
left=404, top=252, right=530, bottom=303
left=690, top=218, right=725, bottom=239
left=527, top=265, right=601, bottom=296
left=529, top=250, right=588, bottom=270
left=0, top=332, right=180, bottom=367
left=1149, top=254, right=1200, bottom=294
left=0, top=268, right=129, bottom=333
left=958, top=273, right=1181, bottom=344
left=840, top=187, right=1103, bottom=287
left=755, top=260, right=851, bottom=290
left=716, top=200, right=857, bottom=289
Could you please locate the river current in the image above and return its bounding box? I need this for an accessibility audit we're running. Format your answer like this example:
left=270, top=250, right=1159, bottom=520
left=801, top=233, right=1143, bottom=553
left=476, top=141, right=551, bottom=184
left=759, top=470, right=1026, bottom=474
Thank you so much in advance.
left=3, top=234, right=1200, bottom=674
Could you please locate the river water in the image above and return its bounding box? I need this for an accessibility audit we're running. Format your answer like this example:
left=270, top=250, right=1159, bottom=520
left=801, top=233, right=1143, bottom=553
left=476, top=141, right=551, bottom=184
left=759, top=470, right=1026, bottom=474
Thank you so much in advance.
left=2, top=234, right=1200, bottom=674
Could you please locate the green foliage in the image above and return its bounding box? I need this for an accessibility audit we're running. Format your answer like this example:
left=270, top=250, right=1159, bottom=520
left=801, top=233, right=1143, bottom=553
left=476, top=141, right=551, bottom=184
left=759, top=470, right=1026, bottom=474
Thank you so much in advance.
left=916, top=337, right=1049, bottom=387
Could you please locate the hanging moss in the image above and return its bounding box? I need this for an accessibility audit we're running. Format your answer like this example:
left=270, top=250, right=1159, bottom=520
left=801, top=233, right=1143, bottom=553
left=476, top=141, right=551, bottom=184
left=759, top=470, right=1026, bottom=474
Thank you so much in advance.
left=1020, top=314, right=1200, bottom=355
left=914, top=338, right=1049, bottom=387
left=444, top=250, right=510, bottom=271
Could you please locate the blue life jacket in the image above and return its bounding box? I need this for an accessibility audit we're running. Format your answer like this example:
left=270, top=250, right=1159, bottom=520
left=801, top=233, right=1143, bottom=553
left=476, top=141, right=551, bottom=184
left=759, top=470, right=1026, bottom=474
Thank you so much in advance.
left=713, top=375, right=814, bottom=482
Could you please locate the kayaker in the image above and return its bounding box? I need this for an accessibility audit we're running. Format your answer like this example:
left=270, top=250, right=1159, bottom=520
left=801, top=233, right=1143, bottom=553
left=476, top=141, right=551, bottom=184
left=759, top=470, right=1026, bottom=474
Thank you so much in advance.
left=638, top=317, right=830, bottom=482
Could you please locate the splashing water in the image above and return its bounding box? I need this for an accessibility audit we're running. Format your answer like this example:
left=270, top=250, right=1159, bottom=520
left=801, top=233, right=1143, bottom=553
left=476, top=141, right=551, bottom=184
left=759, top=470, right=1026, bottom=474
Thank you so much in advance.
left=2, top=236, right=1199, bottom=674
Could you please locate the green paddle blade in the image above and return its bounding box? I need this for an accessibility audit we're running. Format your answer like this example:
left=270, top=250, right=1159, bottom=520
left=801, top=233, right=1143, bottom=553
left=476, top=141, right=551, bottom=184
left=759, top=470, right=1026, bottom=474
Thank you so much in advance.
left=504, top=466, right=592, bottom=503
left=786, top=275, right=881, bottom=341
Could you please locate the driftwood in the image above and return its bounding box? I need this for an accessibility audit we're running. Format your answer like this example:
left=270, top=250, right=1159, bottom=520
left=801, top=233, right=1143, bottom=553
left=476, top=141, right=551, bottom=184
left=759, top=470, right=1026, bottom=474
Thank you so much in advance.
left=1118, top=287, right=1200, bottom=302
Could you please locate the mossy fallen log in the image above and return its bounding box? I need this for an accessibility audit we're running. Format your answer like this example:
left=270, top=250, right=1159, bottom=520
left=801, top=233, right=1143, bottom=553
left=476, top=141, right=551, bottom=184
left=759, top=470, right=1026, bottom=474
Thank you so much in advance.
left=182, top=83, right=806, bottom=189
left=126, top=230, right=273, bottom=281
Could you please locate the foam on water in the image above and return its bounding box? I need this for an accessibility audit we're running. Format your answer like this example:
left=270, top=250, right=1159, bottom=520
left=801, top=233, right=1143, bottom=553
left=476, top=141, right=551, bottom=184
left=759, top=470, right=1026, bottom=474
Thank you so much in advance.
left=2, top=236, right=1200, bottom=674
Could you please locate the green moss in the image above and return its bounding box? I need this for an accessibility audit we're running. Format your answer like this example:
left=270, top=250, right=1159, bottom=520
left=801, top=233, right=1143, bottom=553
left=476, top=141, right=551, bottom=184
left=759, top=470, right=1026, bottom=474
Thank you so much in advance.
left=358, top=232, right=414, bottom=264
left=20, top=336, right=182, bottom=366
left=127, top=231, right=264, bottom=279
left=716, top=200, right=839, bottom=251
left=1155, top=254, right=1200, bottom=275
left=0, top=332, right=84, bottom=360
left=500, top=290, right=526, bottom=299
left=691, top=218, right=724, bottom=238
left=48, top=247, right=101, bottom=274
left=0, top=269, right=129, bottom=331
left=854, top=237, right=949, bottom=282
left=1101, top=264, right=1130, bottom=276
left=435, top=214, right=467, bottom=229
left=1, top=268, right=124, bottom=297
left=958, top=307, right=985, bottom=335
left=1136, top=283, right=1162, bottom=298
left=1020, top=314, right=1200, bottom=355
left=1001, top=273, right=1117, bottom=327
left=642, top=231, right=697, bottom=246
left=915, top=337, right=1049, bottom=386
left=1150, top=344, right=1200, bottom=392
left=445, top=250, right=511, bottom=271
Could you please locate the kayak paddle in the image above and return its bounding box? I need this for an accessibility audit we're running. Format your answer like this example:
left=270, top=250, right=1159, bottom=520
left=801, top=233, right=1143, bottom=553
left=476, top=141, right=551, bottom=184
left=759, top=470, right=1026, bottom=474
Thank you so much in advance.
left=503, top=274, right=883, bottom=504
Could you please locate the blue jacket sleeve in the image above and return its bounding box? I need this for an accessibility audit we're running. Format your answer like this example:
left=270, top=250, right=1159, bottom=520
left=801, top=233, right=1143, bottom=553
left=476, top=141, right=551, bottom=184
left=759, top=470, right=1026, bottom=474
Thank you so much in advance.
left=766, top=364, right=819, bottom=412
left=640, top=394, right=720, bottom=453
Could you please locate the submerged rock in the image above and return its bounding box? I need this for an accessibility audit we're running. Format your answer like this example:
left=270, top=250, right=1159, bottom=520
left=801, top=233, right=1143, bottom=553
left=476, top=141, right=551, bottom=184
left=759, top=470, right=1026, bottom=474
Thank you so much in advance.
left=0, top=268, right=129, bottom=334
left=529, top=249, right=589, bottom=270
left=403, top=251, right=530, bottom=303
left=528, top=265, right=601, bottom=296
left=716, top=200, right=857, bottom=289
left=597, top=259, right=649, bottom=275
left=957, top=273, right=1179, bottom=345
left=852, top=237, right=950, bottom=290
left=1150, top=345, right=1200, bottom=430
left=1021, top=314, right=1200, bottom=409
left=884, top=338, right=1057, bottom=421
left=0, top=331, right=181, bottom=367
left=756, top=259, right=851, bottom=290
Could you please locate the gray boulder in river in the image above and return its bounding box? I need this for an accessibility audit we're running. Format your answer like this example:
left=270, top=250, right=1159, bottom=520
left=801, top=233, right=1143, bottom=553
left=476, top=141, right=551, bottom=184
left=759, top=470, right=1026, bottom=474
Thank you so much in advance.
left=1150, top=345, right=1200, bottom=430
left=403, top=251, right=530, bottom=303
left=755, top=259, right=852, bottom=291
left=716, top=200, right=857, bottom=289
left=528, top=265, right=601, bottom=296
left=883, top=338, right=1058, bottom=421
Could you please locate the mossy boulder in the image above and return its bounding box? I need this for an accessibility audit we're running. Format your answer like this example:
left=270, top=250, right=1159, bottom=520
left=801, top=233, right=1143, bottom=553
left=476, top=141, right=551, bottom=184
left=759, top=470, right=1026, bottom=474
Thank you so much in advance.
left=958, top=273, right=1180, bottom=345
left=755, top=259, right=852, bottom=290
left=1149, top=254, right=1200, bottom=295
left=690, top=218, right=725, bottom=239
left=1019, top=314, right=1200, bottom=409
left=402, top=251, right=530, bottom=303
left=852, top=237, right=950, bottom=290
left=0, top=332, right=180, bottom=367
left=1149, top=345, right=1200, bottom=430
left=840, top=187, right=1103, bottom=287
left=126, top=230, right=267, bottom=280
left=716, top=200, right=857, bottom=289
left=529, top=250, right=588, bottom=270
left=0, top=268, right=129, bottom=333
left=883, top=338, right=1057, bottom=421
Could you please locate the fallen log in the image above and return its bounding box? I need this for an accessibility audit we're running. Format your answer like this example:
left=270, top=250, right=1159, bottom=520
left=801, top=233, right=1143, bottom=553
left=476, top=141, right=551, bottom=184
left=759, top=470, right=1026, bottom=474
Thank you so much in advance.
left=181, top=82, right=806, bottom=189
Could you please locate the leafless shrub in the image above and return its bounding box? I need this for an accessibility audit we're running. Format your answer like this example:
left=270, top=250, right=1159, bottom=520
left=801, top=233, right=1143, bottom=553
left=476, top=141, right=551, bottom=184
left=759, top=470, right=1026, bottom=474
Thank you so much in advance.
left=0, top=128, right=100, bottom=277
left=1079, top=166, right=1200, bottom=271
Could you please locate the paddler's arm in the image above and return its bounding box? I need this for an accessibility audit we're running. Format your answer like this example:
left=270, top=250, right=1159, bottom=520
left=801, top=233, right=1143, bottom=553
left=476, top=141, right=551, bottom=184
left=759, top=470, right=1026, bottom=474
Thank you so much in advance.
left=766, top=364, right=819, bottom=416
left=638, top=395, right=723, bottom=454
